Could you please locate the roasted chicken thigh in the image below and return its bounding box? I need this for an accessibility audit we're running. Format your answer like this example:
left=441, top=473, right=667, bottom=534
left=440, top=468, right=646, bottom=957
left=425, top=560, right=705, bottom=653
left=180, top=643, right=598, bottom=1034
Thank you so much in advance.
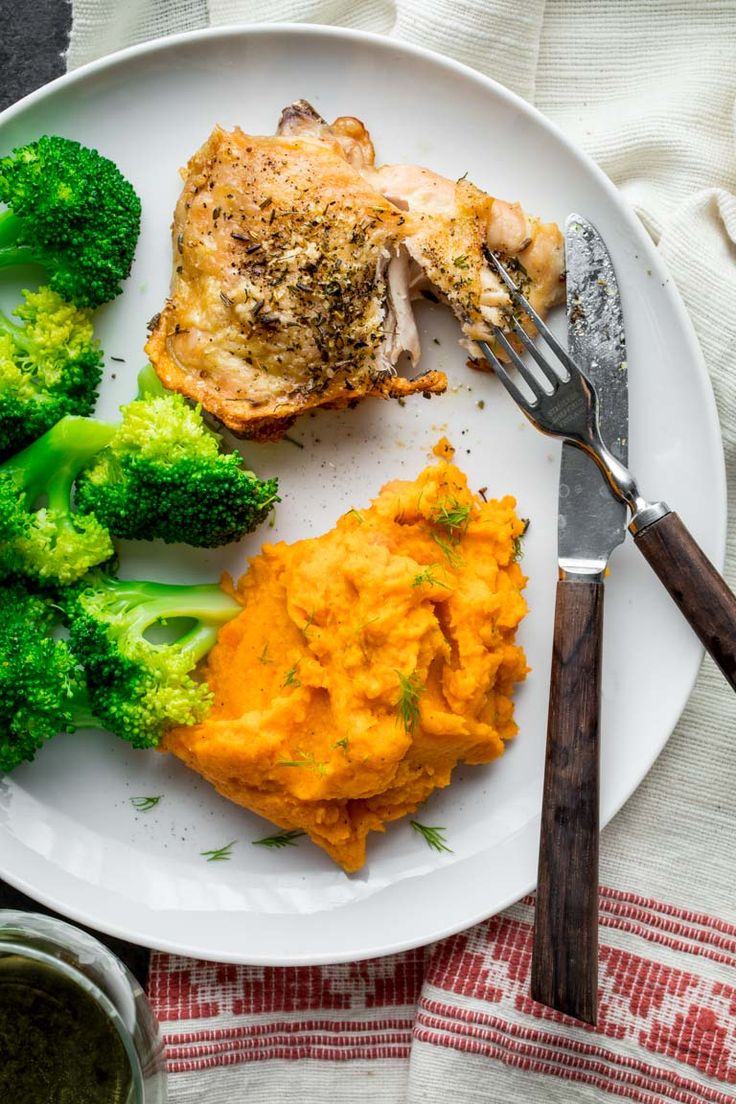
left=146, top=102, right=564, bottom=439
left=146, top=115, right=442, bottom=440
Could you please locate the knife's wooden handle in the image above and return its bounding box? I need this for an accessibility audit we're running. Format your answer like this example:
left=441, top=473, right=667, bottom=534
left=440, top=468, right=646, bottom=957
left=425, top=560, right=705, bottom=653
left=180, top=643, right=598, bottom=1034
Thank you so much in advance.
left=531, top=576, right=603, bottom=1026
left=634, top=511, right=736, bottom=690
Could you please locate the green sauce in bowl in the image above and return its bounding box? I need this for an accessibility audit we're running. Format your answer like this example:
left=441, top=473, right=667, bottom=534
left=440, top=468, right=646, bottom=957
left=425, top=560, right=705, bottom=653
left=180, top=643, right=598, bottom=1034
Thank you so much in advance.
left=0, top=954, right=134, bottom=1102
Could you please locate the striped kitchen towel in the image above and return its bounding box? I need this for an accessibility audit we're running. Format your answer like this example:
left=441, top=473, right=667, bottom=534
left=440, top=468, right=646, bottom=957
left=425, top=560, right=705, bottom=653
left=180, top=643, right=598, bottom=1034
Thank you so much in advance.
left=147, top=887, right=736, bottom=1102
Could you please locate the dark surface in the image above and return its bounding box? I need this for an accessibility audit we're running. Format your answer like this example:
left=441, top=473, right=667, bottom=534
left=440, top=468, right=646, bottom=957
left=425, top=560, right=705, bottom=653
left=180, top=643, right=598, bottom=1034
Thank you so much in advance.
left=0, top=0, right=151, bottom=989
left=635, top=511, right=736, bottom=690
left=0, top=0, right=71, bottom=112
left=531, top=577, right=603, bottom=1026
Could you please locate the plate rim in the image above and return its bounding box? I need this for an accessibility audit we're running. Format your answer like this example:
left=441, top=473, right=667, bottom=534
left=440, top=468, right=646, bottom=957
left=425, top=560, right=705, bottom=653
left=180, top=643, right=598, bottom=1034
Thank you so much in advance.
left=0, top=22, right=726, bottom=964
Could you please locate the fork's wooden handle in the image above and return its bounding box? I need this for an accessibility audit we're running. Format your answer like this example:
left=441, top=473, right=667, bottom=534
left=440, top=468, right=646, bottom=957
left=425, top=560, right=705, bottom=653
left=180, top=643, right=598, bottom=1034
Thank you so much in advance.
left=531, top=576, right=602, bottom=1026
left=634, top=511, right=736, bottom=690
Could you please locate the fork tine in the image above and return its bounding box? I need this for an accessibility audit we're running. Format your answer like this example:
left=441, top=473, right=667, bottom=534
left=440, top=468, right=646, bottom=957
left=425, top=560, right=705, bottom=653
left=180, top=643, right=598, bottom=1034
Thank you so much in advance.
left=491, top=326, right=548, bottom=401
left=478, top=341, right=537, bottom=412
left=508, top=316, right=562, bottom=388
left=487, top=252, right=581, bottom=379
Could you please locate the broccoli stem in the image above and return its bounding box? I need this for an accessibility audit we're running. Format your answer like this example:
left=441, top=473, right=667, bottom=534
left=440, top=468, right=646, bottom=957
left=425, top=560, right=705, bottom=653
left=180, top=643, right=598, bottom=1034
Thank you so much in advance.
left=0, top=205, right=52, bottom=271
left=67, top=683, right=102, bottom=731
left=0, top=210, right=23, bottom=248
left=0, top=215, right=53, bottom=273
left=0, top=308, right=29, bottom=351
left=136, top=362, right=167, bottom=400
left=174, top=622, right=227, bottom=665
left=1, top=415, right=116, bottom=510
left=87, top=576, right=241, bottom=664
left=0, top=244, right=39, bottom=266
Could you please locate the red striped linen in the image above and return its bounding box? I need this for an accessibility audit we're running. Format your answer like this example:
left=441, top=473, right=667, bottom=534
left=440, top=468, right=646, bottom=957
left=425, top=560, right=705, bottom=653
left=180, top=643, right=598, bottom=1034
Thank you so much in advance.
left=149, top=887, right=736, bottom=1103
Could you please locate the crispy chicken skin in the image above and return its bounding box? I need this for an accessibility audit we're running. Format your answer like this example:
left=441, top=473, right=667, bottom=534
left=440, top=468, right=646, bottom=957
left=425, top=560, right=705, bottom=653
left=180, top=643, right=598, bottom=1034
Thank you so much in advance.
left=146, top=102, right=563, bottom=438
left=146, top=116, right=443, bottom=440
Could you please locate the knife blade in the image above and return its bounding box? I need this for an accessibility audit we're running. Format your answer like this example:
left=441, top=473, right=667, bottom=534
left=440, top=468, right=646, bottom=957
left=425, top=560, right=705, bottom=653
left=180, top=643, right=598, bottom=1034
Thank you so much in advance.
left=560, top=216, right=628, bottom=571
left=531, top=214, right=628, bottom=1025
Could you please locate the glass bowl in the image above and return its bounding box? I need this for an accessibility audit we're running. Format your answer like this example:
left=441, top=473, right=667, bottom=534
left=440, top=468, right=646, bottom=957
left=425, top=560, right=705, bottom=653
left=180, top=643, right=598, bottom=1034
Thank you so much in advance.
left=0, top=909, right=167, bottom=1101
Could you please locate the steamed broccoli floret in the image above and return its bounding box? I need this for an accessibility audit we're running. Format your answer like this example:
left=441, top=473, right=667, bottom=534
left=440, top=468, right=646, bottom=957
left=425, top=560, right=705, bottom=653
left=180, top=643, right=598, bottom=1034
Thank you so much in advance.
left=0, top=135, right=141, bottom=307
left=0, top=580, right=97, bottom=771
left=0, top=415, right=115, bottom=584
left=64, top=571, right=241, bottom=749
left=75, top=366, right=279, bottom=548
left=0, top=286, right=103, bottom=459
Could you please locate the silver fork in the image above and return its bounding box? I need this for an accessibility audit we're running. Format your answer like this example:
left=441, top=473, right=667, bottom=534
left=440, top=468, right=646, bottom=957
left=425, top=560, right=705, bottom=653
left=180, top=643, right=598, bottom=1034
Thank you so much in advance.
left=480, top=254, right=736, bottom=691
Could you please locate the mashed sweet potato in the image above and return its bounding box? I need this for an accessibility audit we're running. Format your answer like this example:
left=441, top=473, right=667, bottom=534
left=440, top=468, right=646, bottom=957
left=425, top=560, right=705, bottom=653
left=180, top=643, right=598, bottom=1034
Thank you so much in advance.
left=164, top=440, right=529, bottom=872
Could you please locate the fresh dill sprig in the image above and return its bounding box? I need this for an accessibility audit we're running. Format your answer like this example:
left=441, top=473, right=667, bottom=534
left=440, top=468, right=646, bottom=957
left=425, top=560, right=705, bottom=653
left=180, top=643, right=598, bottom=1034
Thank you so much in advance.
left=282, top=664, right=301, bottom=688
left=252, top=829, right=305, bottom=849
left=355, top=615, right=380, bottom=633
left=412, top=565, right=450, bottom=590
left=333, top=737, right=349, bottom=752
left=395, top=670, right=424, bottom=735
left=302, top=609, right=316, bottom=631
left=432, top=498, right=471, bottom=539
left=512, top=518, right=530, bottom=561
left=259, top=643, right=273, bottom=665
left=348, top=507, right=365, bottom=524
left=277, top=750, right=328, bottom=777
left=130, top=795, right=162, bottom=812
left=355, top=615, right=380, bottom=660
left=201, top=840, right=236, bottom=862
left=431, top=531, right=463, bottom=568
left=453, top=254, right=470, bottom=269
left=410, top=820, right=453, bottom=853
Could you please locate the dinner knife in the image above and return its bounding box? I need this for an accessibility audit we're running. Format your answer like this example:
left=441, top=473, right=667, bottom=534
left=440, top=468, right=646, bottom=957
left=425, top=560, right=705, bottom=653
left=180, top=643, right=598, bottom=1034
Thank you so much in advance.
left=530, top=214, right=627, bottom=1026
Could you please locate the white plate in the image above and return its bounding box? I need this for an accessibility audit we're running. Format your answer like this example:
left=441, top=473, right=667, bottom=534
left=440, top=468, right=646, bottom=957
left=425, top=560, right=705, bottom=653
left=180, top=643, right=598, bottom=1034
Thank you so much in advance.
left=0, top=26, right=725, bottom=965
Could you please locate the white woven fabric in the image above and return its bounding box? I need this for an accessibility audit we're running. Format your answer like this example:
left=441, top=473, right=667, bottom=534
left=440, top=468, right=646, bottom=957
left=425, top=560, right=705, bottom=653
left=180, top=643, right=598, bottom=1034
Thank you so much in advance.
left=66, top=3, right=736, bottom=1101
